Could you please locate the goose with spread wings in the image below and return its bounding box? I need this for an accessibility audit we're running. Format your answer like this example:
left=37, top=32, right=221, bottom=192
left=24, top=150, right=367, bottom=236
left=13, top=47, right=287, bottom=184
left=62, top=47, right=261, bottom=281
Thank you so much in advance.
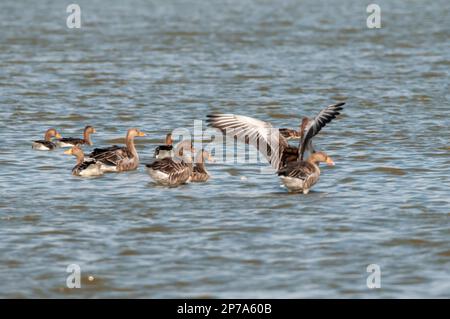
left=206, top=102, right=344, bottom=170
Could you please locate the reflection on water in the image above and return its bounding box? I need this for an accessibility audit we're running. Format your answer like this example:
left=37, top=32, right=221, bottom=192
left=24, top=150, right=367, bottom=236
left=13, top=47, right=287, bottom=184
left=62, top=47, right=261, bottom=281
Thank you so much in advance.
left=0, top=0, right=449, bottom=298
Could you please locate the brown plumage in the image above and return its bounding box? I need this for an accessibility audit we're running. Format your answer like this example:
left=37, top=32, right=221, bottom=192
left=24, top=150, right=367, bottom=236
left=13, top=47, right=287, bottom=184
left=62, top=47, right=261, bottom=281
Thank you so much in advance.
left=277, top=151, right=335, bottom=193
left=64, top=146, right=103, bottom=177
left=146, top=140, right=195, bottom=186
left=88, top=128, right=145, bottom=172
left=57, top=126, right=96, bottom=147
left=32, top=128, right=62, bottom=151
left=191, top=149, right=214, bottom=182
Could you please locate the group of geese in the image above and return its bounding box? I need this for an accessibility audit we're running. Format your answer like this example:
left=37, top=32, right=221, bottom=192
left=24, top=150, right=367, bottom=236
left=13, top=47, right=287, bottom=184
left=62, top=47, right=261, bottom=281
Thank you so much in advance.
left=32, top=102, right=345, bottom=193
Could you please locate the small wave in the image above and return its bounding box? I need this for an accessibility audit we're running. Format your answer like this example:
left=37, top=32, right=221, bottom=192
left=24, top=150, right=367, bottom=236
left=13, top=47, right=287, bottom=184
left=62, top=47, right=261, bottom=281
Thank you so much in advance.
left=125, top=225, right=171, bottom=234
left=371, top=166, right=407, bottom=176
left=382, top=238, right=437, bottom=247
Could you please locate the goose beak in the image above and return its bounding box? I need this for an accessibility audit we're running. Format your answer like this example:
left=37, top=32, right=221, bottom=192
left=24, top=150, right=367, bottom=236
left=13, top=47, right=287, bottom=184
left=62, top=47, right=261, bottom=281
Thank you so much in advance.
left=138, top=131, right=146, bottom=137
left=56, top=133, right=62, bottom=139
left=93, top=129, right=97, bottom=133
left=64, top=149, right=72, bottom=155
left=326, top=158, right=335, bottom=166
left=208, top=155, right=215, bottom=163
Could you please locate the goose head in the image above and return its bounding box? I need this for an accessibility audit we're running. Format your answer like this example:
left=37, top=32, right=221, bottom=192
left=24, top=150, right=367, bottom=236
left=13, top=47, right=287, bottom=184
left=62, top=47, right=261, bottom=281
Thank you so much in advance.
left=127, top=128, right=146, bottom=139
left=45, top=128, right=62, bottom=141
left=307, top=151, right=335, bottom=166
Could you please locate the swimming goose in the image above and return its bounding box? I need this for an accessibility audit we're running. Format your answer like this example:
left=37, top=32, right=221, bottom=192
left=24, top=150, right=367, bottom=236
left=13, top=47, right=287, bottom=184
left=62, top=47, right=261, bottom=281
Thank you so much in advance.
left=64, top=146, right=103, bottom=177
left=277, top=151, right=335, bottom=193
left=206, top=102, right=344, bottom=170
left=191, top=149, right=215, bottom=182
left=154, top=133, right=174, bottom=159
left=32, top=128, right=62, bottom=151
left=88, top=128, right=146, bottom=172
left=57, top=126, right=96, bottom=148
left=146, top=140, right=195, bottom=186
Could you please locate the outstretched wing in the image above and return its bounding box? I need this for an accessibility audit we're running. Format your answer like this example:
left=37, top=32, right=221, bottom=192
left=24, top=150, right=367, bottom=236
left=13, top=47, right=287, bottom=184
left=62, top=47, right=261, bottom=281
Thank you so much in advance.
left=89, top=145, right=129, bottom=166
left=33, top=140, right=56, bottom=150
left=300, top=102, right=345, bottom=160
left=206, top=113, right=289, bottom=170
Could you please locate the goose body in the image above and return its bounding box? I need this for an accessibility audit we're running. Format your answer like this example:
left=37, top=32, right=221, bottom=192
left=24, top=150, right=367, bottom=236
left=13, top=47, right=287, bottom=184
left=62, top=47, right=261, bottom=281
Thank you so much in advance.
left=32, top=128, right=62, bottom=151
left=88, top=128, right=145, bottom=172
left=147, top=157, right=193, bottom=186
left=32, top=140, right=57, bottom=151
left=57, top=126, right=96, bottom=148
left=89, top=145, right=131, bottom=173
left=278, top=161, right=320, bottom=193
left=191, top=165, right=209, bottom=182
left=64, top=146, right=103, bottom=177
left=146, top=140, right=195, bottom=186
left=190, top=150, right=214, bottom=182
left=73, top=160, right=103, bottom=177
left=277, top=152, right=334, bottom=193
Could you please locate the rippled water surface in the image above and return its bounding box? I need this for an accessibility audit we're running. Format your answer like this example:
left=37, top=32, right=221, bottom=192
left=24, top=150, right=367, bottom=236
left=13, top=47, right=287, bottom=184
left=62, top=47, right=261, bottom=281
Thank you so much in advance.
left=0, top=0, right=449, bottom=298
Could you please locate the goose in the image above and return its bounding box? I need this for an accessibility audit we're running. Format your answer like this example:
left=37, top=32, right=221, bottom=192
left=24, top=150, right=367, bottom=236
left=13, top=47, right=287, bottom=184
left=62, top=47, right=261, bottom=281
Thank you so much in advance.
left=57, top=126, right=96, bottom=148
left=88, top=128, right=146, bottom=172
left=191, top=149, right=215, bottom=182
left=206, top=102, right=344, bottom=170
left=146, top=140, right=195, bottom=186
left=277, top=151, right=335, bottom=193
left=154, top=133, right=174, bottom=159
left=64, top=146, right=103, bottom=177
left=32, top=128, right=62, bottom=151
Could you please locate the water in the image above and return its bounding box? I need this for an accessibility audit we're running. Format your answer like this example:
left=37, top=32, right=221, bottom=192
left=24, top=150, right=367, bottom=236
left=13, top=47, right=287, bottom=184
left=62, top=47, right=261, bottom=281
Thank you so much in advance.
left=0, top=0, right=449, bottom=298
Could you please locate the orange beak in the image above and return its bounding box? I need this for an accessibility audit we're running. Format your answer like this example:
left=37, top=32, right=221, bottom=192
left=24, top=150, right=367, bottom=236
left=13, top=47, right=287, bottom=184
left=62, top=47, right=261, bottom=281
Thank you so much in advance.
left=138, top=131, right=146, bottom=137
left=56, top=133, right=62, bottom=139
left=326, top=157, right=335, bottom=166
left=64, top=149, right=73, bottom=155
